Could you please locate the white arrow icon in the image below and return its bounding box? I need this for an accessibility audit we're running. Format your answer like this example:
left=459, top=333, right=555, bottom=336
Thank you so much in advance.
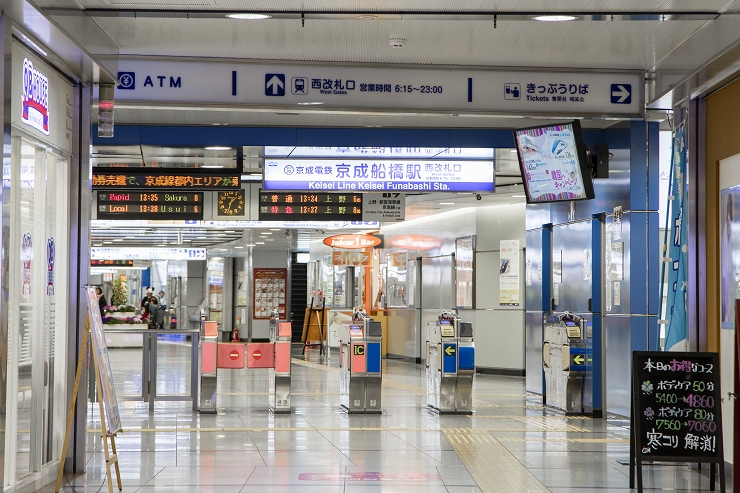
left=266, top=75, right=284, bottom=95
left=612, top=85, right=630, bottom=103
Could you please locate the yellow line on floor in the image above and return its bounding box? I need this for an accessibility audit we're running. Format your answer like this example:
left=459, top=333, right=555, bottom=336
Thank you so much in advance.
left=443, top=429, right=552, bottom=493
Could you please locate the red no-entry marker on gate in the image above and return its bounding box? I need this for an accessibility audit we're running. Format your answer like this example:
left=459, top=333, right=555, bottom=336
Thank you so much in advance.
left=229, top=350, right=239, bottom=360
left=253, top=350, right=262, bottom=360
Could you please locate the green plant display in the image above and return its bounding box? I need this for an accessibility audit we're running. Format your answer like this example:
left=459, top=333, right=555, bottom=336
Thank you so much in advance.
left=110, top=276, right=129, bottom=306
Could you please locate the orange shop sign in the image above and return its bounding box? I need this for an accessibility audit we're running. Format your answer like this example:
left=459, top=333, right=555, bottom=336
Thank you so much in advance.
left=323, top=234, right=381, bottom=249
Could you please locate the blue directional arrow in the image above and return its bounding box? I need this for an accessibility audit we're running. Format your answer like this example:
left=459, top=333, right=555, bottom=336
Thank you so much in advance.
left=610, top=84, right=631, bottom=104
left=265, top=74, right=285, bottom=96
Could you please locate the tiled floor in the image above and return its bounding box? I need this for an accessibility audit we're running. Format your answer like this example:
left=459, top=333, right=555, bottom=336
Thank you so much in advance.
left=39, top=340, right=730, bottom=492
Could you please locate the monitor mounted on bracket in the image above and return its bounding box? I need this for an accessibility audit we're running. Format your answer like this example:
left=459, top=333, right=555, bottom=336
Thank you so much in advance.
left=513, top=120, right=596, bottom=204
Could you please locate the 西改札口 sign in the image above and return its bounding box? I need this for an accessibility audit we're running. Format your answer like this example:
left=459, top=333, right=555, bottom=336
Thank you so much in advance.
left=263, top=159, right=493, bottom=193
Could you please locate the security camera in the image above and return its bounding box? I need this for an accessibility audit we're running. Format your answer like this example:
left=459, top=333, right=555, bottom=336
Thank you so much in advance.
left=476, top=194, right=482, bottom=201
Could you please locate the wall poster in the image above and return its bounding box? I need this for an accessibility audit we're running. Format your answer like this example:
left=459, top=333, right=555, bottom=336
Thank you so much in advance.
left=455, top=235, right=476, bottom=309
left=499, top=239, right=520, bottom=306
left=208, top=258, right=223, bottom=324
left=253, top=268, right=287, bottom=319
left=237, top=271, right=248, bottom=306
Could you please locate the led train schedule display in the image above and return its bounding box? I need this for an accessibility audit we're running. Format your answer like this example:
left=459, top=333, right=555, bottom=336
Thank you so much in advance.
left=630, top=351, right=725, bottom=493
left=259, top=192, right=363, bottom=221
left=96, top=192, right=204, bottom=220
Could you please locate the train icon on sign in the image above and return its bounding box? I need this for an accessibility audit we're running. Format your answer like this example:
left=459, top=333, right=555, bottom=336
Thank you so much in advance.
left=504, top=83, right=520, bottom=100
left=292, top=77, right=308, bottom=95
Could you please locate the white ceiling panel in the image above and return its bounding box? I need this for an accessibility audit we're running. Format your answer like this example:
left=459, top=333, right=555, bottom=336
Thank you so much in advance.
left=100, top=106, right=626, bottom=129
left=40, top=0, right=736, bottom=11
left=76, top=16, right=708, bottom=70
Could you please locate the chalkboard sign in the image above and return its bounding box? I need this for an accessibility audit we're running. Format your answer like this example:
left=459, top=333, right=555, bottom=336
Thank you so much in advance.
left=631, top=351, right=725, bottom=493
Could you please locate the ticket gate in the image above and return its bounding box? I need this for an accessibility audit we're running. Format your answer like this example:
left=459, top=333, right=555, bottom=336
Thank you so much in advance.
left=199, top=319, right=218, bottom=414
left=339, top=312, right=382, bottom=413
left=543, top=313, right=587, bottom=414
left=269, top=312, right=292, bottom=414
left=425, top=312, right=475, bottom=414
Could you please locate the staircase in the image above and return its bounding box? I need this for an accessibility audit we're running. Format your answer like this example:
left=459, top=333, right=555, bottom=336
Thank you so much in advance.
left=290, top=253, right=308, bottom=342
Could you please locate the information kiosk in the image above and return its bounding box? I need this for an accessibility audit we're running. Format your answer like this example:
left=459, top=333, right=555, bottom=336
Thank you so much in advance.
left=425, top=312, right=475, bottom=414
left=269, top=311, right=293, bottom=413
left=339, top=311, right=382, bottom=413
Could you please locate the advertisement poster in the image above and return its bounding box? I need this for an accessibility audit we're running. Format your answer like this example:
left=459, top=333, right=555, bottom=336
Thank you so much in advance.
left=253, top=268, right=287, bottom=319
left=85, top=287, right=122, bottom=434
left=332, top=249, right=371, bottom=266
left=455, top=236, right=475, bottom=309
left=208, top=259, right=223, bottom=324
left=499, top=240, right=520, bottom=306
left=237, top=271, right=248, bottom=306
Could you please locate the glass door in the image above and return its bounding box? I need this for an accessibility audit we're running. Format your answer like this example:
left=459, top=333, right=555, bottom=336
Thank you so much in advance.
left=4, top=136, right=70, bottom=487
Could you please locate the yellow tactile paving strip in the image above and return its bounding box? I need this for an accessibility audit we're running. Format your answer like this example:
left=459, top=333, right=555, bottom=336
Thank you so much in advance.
left=443, top=428, right=552, bottom=493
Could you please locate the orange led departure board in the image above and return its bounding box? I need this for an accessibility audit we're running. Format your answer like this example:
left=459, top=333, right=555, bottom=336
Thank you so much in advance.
left=259, top=192, right=363, bottom=221
left=92, top=170, right=240, bottom=190
left=96, top=191, right=204, bottom=220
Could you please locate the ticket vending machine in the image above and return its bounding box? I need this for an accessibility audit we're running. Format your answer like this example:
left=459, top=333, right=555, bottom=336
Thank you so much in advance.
left=426, top=312, right=475, bottom=414
left=269, top=311, right=292, bottom=414
left=339, top=312, right=382, bottom=413
left=543, top=313, right=588, bottom=414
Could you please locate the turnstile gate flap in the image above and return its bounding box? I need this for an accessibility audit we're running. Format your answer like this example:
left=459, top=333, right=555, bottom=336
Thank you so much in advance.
left=275, top=341, right=291, bottom=373
left=458, top=346, right=475, bottom=371
left=351, top=342, right=366, bottom=373
left=458, top=322, right=473, bottom=338
left=367, top=321, right=382, bottom=337
left=543, top=342, right=551, bottom=368
left=442, top=343, right=457, bottom=374
left=366, top=342, right=381, bottom=373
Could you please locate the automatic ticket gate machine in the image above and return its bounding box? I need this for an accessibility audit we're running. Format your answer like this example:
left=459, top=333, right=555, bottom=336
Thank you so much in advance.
left=339, top=311, right=382, bottom=413
left=268, top=311, right=292, bottom=414
left=426, top=312, right=475, bottom=414
left=543, top=313, right=588, bottom=414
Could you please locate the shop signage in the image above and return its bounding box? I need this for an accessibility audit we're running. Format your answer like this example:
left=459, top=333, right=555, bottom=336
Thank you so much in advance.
left=90, top=260, right=135, bottom=267
left=109, top=59, right=644, bottom=117
left=323, top=234, right=381, bottom=249
left=21, top=58, right=50, bottom=135
left=387, top=234, right=442, bottom=251
left=90, top=247, right=206, bottom=260
left=92, top=170, right=240, bottom=191
left=263, top=159, right=494, bottom=193
left=331, top=250, right=371, bottom=266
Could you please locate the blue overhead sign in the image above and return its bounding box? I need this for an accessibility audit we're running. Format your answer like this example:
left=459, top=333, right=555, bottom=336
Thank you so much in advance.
left=263, top=159, right=494, bottom=192
left=610, top=84, right=632, bottom=104
left=265, top=74, right=285, bottom=96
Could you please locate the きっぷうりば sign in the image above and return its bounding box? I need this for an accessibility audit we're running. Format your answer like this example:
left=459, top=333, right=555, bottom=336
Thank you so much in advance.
left=263, top=159, right=494, bottom=193
left=630, top=351, right=725, bottom=492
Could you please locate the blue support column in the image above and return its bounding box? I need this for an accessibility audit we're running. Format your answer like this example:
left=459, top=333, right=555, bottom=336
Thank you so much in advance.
left=591, top=214, right=603, bottom=415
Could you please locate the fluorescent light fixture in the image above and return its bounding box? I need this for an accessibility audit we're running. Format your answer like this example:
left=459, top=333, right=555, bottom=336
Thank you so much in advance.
left=205, top=146, right=231, bottom=151
left=255, top=242, right=265, bottom=245
left=234, top=246, right=244, bottom=249
left=512, top=195, right=526, bottom=198
left=113, top=238, right=124, bottom=242
left=125, top=236, right=136, bottom=239
left=218, top=248, right=227, bottom=251
left=216, top=233, right=227, bottom=236
left=201, top=165, right=224, bottom=168
left=103, top=241, right=113, bottom=244
left=197, top=236, right=208, bottom=239
left=261, top=232, right=273, bottom=235
left=246, top=243, right=256, bottom=246
left=269, top=228, right=281, bottom=231
left=357, top=14, right=377, bottom=19
left=533, top=15, right=577, bottom=21
left=296, top=102, right=324, bottom=106
left=183, top=239, right=192, bottom=242
left=439, top=202, right=455, bottom=205
left=226, top=13, right=271, bottom=20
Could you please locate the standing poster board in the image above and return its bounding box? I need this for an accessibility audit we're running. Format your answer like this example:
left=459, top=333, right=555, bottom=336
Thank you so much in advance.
left=631, top=351, right=725, bottom=493
left=85, top=286, right=123, bottom=434
left=253, top=268, right=287, bottom=319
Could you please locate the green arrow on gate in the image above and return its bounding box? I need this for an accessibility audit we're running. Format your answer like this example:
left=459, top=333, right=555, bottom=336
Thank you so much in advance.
left=573, top=355, right=585, bottom=365
left=445, top=346, right=456, bottom=356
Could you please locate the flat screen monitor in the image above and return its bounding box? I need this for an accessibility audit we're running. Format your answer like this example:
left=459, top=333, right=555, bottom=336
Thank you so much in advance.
left=349, top=325, right=363, bottom=337
left=514, top=120, right=595, bottom=203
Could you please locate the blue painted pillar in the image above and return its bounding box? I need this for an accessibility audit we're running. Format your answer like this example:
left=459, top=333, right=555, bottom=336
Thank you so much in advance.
left=629, top=121, right=661, bottom=353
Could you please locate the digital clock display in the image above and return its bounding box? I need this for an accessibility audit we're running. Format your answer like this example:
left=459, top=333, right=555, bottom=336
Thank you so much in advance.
left=258, top=192, right=363, bottom=221
left=96, top=191, right=204, bottom=220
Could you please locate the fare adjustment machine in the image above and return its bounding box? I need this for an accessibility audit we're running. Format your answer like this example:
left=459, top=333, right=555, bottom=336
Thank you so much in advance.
left=426, top=312, right=475, bottom=414
left=339, top=312, right=382, bottom=413
left=268, top=311, right=292, bottom=413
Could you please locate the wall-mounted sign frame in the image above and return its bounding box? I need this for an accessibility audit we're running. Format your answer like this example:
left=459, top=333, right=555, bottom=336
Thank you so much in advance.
left=455, top=236, right=476, bottom=309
